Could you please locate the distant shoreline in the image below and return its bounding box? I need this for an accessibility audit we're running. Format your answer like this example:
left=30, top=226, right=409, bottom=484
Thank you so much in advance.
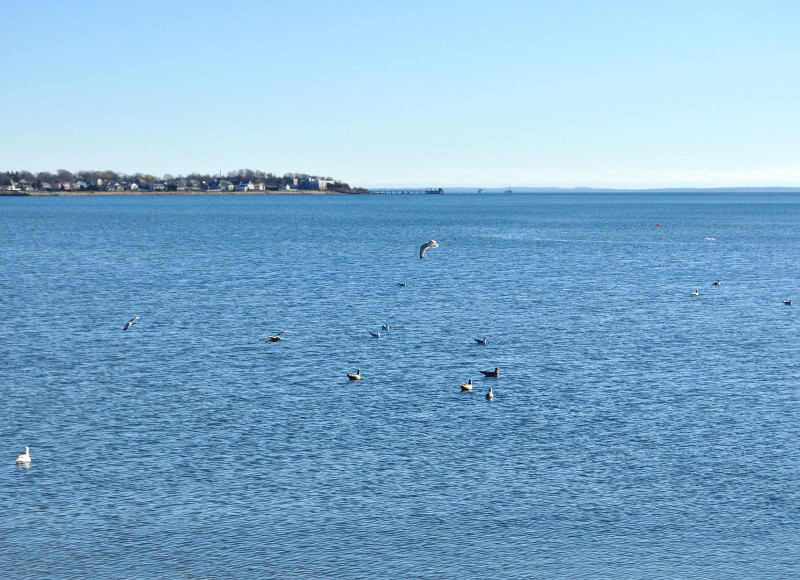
left=1, top=189, right=352, bottom=197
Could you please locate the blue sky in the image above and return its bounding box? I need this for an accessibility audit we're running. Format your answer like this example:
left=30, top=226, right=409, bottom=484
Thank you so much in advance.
left=3, top=1, right=799, bottom=188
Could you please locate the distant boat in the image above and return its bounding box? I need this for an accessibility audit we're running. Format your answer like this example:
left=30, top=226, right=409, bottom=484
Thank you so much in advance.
left=477, top=188, right=484, bottom=193
left=505, top=188, right=513, bottom=193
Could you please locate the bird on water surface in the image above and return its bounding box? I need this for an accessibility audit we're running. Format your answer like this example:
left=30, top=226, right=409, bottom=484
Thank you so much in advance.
left=480, top=367, right=499, bottom=378
left=15, top=447, right=31, bottom=464
left=486, top=387, right=494, bottom=400
left=461, top=379, right=474, bottom=392
left=347, top=369, right=362, bottom=381
left=370, top=331, right=381, bottom=339
left=475, top=336, right=488, bottom=345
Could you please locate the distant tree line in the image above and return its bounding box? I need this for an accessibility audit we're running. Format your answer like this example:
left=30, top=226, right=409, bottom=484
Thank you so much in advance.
left=0, top=169, right=368, bottom=193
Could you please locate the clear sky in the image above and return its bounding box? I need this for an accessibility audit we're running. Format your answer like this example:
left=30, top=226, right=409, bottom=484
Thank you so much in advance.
left=3, top=1, right=799, bottom=188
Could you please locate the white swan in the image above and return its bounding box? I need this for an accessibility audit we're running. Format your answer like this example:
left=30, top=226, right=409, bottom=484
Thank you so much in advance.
left=461, top=379, right=473, bottom=392
left=475, top=336, right=487, bottom=345
left=486, top=387, right=494, bottom=400
left=15, top=447, right=31, bottom=464
left=123, top=316, right=140, bottom=331
left=419, top=239, right=439, bottom=259
left=347, top=369, right=362, bottom=381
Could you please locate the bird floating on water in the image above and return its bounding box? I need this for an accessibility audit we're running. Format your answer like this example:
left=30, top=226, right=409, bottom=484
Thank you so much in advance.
left=691, top=289, right=699, bottom=296
left=419, top=239, right=439, bottom=259
left=370, top=331, right=381, bottom=338
left=397, top=282, right=407, bottom=287
left=713, top=280, right=721, bottom=286
left=263, top=330, right=290, bottom=343
left=347, top=369, right=362, bottom=381
left=486, top=387, right=494, bottom=400
left=15, top=447, right=31, bottom=464
left=381, top=324, right=389, bottom=331
left=475, top=336, right=488, bottom=345
left=123, top=316, right=140, bottom=331
left=480, top=367, right=499, bottom=378
left=461, top=379, right=474, bottom=392
left=784, top=300, right=793, bottom=306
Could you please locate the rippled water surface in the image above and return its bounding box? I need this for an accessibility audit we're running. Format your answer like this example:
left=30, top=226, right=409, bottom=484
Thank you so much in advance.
left=1, top=192, right=799, bottom=578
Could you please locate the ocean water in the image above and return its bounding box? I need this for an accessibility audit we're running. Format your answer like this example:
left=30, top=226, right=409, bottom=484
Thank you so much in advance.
left=1, top=192, right=798, bottom=578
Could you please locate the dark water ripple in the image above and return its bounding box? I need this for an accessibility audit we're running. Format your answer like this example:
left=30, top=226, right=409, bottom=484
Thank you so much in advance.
left=1, top=192, right=799, bottom=578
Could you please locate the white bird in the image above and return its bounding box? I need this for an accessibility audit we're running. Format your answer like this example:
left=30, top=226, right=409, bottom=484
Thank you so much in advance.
left=461, top=379, right=473, bottom=392
left=704, top=237, right=716, bottom=241
left=480, top=367, right=499, bottom=378
left=486, top=387, right=494, bottom=400
left=691, top=289, right=699, bottom=296
left=347, top=369, right=362, bottom=381
left=15, top=446, right=31, bottom=464
left=713, top=280, right=721, bottom=286
left=475, top=336, right=488, bottom=345
left=419, top=239, right=439, bottom=259
left=785, top=300, right=793, bottom=306
left=123, top=316, right=140, bottom=331
left=263, top=330, right=290, bottom=343
left=381, top=324, right=389, bottom=331
left=370, top=331, right=381, bottom=338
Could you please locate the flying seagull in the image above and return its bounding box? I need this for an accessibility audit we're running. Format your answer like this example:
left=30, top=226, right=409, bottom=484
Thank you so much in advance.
left=480, top=367, right=499, bottom=378
left=347, top=369, right=362, bottom=381
left=263, top=330, right=290, bottom=343
left=15, top=446, right=31, bottom=464
left=419, top=239, right=439, bottom=259
left=123, top=316, right=140, bottom=331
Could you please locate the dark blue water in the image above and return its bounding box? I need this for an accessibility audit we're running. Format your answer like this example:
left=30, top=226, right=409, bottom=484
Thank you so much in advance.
left=1, top=192, right=799, bottom=578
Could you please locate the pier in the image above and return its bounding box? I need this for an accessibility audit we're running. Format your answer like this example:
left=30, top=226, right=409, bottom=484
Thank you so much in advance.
left=368, top=188, right=443, bottom=195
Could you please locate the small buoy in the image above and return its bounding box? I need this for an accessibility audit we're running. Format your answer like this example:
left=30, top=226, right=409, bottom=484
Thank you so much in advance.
left=657, top=224, right=661, bottom=227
